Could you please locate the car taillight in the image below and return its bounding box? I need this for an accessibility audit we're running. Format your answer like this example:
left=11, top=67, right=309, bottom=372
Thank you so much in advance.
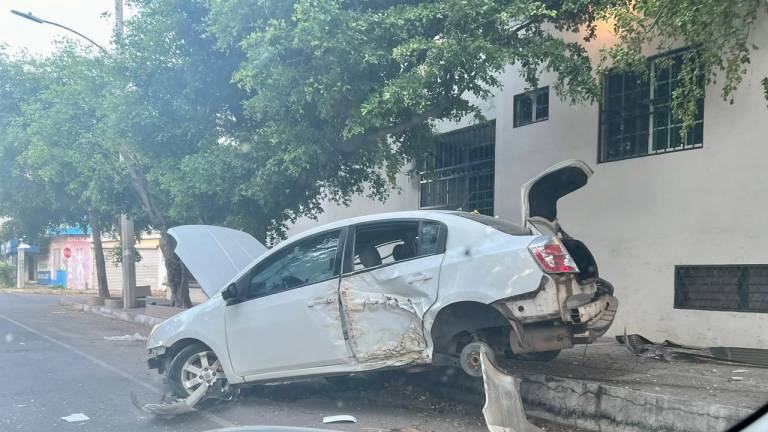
left=528, top=236, right=579, bottom=273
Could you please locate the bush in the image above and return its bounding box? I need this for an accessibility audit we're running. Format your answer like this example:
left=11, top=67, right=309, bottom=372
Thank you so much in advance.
left=0, top=262, right=16, bottom=287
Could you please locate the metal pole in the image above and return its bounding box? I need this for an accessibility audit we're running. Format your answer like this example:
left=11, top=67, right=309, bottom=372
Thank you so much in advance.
left=16, top=245, right=25, bottom=289
left=113, top=0, right=137, bottom=309
left=120, top=214, right=136, bottom=308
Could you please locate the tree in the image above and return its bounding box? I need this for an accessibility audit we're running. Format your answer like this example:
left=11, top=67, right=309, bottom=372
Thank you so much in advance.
left=0, top=47, right=133, bottom=298
left=603, top=0, right=768, bottom=131
left=102, top=0, right=251, bottom=306
left=198, top=0, right=613, bottom=239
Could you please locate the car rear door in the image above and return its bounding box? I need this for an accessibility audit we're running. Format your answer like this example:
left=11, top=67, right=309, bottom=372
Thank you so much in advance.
left=338, top=220, right=446, bottom=365
left=225, top=229, right=352, bottom=377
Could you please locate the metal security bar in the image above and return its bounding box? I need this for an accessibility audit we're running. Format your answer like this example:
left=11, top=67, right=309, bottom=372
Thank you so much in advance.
left=419, top=121, right=495, bottom=216
left=599, top=51, right=704, bottom=163
left=674, top=265, right=768, bottom=313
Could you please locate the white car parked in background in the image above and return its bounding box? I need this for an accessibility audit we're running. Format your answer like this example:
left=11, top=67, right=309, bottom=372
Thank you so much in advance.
left=146, top=160, right=618, bottom=398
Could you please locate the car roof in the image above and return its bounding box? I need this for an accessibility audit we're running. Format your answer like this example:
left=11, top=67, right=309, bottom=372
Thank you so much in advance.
left=284, top=210, right=461, bottom=244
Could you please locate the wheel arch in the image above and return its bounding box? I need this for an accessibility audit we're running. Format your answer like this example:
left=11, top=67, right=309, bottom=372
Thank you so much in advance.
left=426, top=300, right=510, bottom=355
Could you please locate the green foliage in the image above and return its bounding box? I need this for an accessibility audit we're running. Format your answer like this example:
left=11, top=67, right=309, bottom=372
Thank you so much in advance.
left=602, top=0, right=767, bottom=137
left=0, top=262, right=15, bottom=287
left=204, top=0, right=611, bottom=238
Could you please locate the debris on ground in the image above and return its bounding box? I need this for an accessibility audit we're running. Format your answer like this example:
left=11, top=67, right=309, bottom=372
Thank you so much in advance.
left=61, top=413, right=90, bottom=422
left=131, top=381, right=209, bottom=417
left=323, top=414, right=358, bottom=424
left=480, top=345, right=542, bottom=432
left=104, top=333, right=147, bottom=341
left=730, top=377, right=744, bottom=382
left=616, top=332, right=768, bottom=367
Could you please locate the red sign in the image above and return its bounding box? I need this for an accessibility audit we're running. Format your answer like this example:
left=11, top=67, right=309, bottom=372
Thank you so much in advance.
left=63, top=247, right=72, bottom=259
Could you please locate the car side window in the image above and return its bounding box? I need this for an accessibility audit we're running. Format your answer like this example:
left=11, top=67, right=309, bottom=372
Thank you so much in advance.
left=419, top=221, right=442, bottom=256
left=350, top=221, right=444, bottom=271
left=248, top=230, right=341, bottom=298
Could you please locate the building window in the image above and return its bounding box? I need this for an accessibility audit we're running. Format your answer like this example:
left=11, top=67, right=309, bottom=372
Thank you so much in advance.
left=419, top=121, right=495, bottom=215
left=674, top=265, right=768, bottom=313
left=599, top=51, right=704, bottom=162
left=513, top=87, right=549, bottom=127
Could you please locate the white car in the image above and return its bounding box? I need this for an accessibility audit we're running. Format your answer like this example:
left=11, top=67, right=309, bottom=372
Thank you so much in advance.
left=146, top=160, right=618, bottom=398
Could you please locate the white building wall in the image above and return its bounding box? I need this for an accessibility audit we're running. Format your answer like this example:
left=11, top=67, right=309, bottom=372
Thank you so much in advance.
left=287, top=16, right=768, bottom=347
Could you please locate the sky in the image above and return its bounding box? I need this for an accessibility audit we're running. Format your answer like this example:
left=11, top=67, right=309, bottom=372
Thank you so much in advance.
left=0, top=1, right=131, bottom=56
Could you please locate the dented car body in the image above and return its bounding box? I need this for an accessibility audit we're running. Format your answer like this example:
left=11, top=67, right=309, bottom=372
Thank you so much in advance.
left=146, top=160, right=618, bottom=396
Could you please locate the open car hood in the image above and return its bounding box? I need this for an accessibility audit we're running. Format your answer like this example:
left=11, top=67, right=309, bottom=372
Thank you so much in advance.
left=521, top=159, right=593, bottom=224
left=168, top=225, right=267, bottom=298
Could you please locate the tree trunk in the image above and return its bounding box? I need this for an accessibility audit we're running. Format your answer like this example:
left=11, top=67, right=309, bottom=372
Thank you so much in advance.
left=120, top=148, right=191, bottom=308
left=159, top=228, right=191, bottom=308
left=89, top=211, right=110, bottom=299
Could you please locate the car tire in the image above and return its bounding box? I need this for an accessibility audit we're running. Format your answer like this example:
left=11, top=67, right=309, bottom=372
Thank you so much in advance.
left=167, top=342, right=226, bottom=399
left=510, top=349, right=561, bottom=362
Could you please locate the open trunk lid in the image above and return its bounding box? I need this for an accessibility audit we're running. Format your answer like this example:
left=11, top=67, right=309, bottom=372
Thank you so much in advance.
left=520, top=159, right=593, bottom=227
left=168, top=225, right=267, bottom=298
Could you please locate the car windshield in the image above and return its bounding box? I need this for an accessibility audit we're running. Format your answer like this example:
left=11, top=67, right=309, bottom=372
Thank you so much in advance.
left=1, top=1, right=766, bottom=432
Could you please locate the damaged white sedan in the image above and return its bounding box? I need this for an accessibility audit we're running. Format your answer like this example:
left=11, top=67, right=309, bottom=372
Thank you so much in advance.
left=146, top=159, right=618, bottom=398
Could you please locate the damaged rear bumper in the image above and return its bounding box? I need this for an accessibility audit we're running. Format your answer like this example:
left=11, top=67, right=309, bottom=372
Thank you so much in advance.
left=493, top=276, right=618, bottom=354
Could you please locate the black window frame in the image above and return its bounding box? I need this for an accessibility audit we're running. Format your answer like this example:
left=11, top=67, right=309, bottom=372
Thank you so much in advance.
left=419, top=121, right=495, bottom=216
left=341, top=219, right=448, bottom=275
left=513, top=86, right=549, bottom=128
left=598, top=49, right=705, bottom=163
left=674, top=264, right=768, bottom=313
left=240, top=228, right=347, bottom=301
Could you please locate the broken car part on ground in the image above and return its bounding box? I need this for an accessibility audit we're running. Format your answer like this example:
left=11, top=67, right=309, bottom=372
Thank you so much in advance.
left=143, top=160, right=618, bottom=411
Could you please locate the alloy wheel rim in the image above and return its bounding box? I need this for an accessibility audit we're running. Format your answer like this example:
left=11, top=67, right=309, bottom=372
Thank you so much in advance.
left=180, top=351, right=223, bottom=394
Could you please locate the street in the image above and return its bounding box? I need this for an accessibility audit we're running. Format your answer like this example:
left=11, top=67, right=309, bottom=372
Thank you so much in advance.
left=0, top=292, right=581, bottom=432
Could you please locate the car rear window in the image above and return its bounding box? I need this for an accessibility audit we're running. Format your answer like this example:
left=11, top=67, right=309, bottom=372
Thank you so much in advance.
left=451, top=212, right=528, bottom=235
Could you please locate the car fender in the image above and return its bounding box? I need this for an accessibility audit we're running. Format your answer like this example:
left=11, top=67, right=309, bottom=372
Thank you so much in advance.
left=146, top=297, right=243, bottom=383
left=422, top=240, right=545, bottom=339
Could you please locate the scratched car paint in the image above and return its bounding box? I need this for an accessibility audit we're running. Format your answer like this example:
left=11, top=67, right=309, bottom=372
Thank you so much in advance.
left=145, top=159, right=618, bottom=399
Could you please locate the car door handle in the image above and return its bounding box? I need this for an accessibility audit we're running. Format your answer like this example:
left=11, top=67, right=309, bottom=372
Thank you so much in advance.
left=405, top=272, right=433, bottom=284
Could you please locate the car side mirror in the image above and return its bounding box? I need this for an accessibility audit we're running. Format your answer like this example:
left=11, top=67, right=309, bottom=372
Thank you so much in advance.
left=221, top=283, right=238, bottom=304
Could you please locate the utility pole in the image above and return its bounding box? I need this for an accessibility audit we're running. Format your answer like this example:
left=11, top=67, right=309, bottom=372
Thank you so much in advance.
left=114, top=0, right=137, bottom=309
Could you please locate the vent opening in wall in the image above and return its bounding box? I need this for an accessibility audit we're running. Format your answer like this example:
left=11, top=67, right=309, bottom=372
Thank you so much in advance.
left=674, top=265, right=768, bottom=313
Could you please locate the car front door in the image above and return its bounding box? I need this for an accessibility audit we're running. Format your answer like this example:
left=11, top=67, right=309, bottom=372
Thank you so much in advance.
left=225, top=229, right=352, bottom=378
left=338, top=220, right=446, bottom=365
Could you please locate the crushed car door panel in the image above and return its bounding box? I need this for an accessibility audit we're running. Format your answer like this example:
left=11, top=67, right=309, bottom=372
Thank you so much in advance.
left=168, top=225, right=267, bottom=297
left=338, top=221, right=444, bottom=365
left=225, top=229, right=351, bottom=377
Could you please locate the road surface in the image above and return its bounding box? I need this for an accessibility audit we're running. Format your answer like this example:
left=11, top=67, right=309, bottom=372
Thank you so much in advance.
left=0, top=292, right=582, bottom=431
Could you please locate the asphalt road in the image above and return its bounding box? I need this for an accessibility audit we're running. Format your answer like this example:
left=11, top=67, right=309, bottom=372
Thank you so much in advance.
left=0, top=292, right=582, bottom=432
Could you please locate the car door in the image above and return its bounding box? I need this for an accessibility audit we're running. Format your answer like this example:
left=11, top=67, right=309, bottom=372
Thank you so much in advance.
left=338, top=220, right=446, bottom=365
left=225, top=229, right=352, bottom=377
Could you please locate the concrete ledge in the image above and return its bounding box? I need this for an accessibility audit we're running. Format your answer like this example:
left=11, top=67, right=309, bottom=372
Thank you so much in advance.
left=518, top=373, right=751, bottom=432
left=425, top=368, right=751, bottom=432
left=60, top=299, right=164, bottom=327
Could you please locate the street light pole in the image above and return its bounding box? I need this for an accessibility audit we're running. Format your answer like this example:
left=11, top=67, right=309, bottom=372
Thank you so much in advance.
left=11, top=4, right=138, bottom=308
left=10, top=10, right=109, bottom=55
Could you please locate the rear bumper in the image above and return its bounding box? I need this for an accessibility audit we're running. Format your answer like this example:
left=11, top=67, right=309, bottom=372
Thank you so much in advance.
left=570, top=295, right=618, bottom=342
left=492, top=275, right=619, bottom=354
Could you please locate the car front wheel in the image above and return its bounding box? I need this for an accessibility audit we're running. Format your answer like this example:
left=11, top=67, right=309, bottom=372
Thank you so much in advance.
left=167, top=343, right=226, bottom=399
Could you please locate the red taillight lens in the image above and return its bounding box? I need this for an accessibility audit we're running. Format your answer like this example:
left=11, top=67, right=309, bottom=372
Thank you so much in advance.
left=528, top=236, right=579, bottom=273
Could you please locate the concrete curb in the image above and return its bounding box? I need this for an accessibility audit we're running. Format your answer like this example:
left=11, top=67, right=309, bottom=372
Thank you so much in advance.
left=60, top=299, right=164, bottom=327
left=426, top=369, right=751, bottom=432
left=520, top=373, right=751, bottom=432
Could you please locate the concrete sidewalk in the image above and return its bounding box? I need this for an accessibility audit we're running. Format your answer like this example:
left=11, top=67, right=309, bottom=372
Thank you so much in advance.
left=428, top=339, right=767, bottom=432
left=59, top=296, right=168, bottom=327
